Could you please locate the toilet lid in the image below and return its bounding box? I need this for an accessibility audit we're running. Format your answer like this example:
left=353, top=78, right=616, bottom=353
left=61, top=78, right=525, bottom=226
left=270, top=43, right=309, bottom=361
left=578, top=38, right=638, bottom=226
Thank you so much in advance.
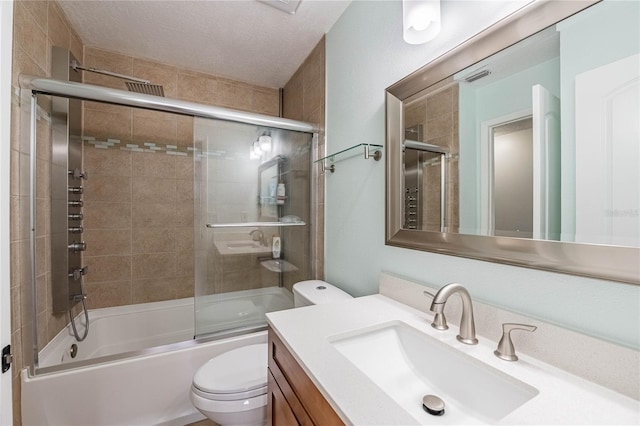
left=193, top=343, right=268, bottom=394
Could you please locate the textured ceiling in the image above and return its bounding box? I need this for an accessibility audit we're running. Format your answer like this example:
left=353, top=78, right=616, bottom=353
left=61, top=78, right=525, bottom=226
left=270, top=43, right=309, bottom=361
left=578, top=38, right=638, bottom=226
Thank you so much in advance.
left=58, top=0, right=351, bottom=89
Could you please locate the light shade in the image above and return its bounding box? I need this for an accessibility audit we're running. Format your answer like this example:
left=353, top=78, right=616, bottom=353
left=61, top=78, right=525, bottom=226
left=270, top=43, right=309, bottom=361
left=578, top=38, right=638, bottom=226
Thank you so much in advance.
left=403, top=0, right=441, bottom=45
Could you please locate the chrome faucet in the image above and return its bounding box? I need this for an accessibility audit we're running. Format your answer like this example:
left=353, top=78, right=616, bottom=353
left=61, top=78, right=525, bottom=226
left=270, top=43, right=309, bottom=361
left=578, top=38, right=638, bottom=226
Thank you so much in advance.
left=429, top=283, right=478, bottom=345
left=249, top=229, right=266, bottom=246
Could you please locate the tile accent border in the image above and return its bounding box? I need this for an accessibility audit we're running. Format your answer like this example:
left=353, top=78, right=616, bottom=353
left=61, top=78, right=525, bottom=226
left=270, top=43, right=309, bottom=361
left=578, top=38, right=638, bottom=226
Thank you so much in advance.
left=379, top=271, right=640, bottom=401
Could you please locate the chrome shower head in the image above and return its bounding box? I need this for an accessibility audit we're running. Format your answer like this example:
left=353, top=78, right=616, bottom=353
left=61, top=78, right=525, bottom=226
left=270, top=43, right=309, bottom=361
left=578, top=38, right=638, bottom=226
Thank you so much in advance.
left=125, top=81, right=165, bottom=97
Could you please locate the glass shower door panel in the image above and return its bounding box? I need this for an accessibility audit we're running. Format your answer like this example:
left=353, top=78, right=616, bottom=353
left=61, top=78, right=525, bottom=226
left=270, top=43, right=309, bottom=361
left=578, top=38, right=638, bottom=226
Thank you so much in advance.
left=193, top=118, right=313, bottom=339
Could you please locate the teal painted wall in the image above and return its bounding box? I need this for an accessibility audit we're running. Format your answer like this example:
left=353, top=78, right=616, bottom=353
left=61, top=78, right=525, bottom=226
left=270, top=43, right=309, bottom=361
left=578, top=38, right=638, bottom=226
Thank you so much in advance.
left=325, top=0, right=640, bottom=349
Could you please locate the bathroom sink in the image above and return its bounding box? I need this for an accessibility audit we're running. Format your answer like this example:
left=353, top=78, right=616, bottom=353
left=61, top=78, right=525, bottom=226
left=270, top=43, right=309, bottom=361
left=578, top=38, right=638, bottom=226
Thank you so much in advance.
left=226, top=241, right=261, bottom=249
left=329, top=321, right=538, bottom=424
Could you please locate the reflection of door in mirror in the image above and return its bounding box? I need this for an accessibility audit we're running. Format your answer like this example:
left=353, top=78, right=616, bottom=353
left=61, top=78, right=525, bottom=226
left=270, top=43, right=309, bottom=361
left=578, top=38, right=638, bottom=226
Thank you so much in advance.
left=492, top=117, right=534, bottom=238
left=575, top=53, right=640, bottom=247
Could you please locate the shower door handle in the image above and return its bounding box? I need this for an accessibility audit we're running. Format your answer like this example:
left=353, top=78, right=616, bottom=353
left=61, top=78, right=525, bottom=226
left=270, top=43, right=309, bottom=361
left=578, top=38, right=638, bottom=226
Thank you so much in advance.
left=207, top=221, right=307, bottom=228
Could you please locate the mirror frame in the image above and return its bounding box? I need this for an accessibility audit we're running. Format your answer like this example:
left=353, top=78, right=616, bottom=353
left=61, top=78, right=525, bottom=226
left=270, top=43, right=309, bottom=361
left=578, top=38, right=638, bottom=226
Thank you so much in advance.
left=385, top=0, right=639, bottom=285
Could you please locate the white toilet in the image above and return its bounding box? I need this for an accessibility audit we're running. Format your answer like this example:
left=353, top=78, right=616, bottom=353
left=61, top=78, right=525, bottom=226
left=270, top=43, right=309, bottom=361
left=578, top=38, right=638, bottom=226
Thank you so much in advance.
left=190, top=280, right=352, bottom=426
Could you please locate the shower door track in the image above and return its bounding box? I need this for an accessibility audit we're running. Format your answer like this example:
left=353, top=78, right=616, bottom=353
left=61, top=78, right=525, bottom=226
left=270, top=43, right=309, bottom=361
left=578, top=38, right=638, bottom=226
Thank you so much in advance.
left=19, top=75, right=319, bottom=133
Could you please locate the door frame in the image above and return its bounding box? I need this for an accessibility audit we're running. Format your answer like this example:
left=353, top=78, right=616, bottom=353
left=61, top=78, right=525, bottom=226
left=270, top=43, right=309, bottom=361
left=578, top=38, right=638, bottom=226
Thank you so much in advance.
left=479, top=108, right=532, bottom=236
left=1, top=0, right=15, bottom=424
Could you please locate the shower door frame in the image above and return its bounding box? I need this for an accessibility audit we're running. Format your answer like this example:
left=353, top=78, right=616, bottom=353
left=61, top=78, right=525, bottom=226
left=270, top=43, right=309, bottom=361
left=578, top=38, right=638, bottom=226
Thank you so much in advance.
left=20, top=74, right=321, bottom=375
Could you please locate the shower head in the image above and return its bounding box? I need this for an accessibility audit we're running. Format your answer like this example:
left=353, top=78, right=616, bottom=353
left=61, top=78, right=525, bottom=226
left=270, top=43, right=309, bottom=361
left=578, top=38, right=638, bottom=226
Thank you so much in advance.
left=71, top=60, right=165, bottom=97
left=125, top=81, right=165, bottom=97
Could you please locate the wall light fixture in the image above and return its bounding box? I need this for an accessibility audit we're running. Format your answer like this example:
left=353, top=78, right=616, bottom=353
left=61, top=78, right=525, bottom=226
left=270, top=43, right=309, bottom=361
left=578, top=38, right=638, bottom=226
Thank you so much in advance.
left=403, top=0, right=441, bottom=44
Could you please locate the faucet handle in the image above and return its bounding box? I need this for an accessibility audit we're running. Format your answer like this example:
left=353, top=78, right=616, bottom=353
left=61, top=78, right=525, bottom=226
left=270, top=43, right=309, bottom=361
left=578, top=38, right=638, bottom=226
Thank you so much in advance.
left=423, top=291, right=448, bottom=330
left=494, top=323, right=537, bottom=361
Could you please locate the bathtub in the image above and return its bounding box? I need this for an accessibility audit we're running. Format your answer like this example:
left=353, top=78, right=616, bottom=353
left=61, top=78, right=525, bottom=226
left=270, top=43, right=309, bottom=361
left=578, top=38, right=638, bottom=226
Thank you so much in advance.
left=21, top=287, right=293, bottom=426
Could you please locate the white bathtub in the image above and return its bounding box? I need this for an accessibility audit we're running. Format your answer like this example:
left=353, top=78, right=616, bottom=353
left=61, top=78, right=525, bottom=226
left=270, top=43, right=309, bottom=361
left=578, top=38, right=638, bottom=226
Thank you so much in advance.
left=22, top=287, right=293, bottom=426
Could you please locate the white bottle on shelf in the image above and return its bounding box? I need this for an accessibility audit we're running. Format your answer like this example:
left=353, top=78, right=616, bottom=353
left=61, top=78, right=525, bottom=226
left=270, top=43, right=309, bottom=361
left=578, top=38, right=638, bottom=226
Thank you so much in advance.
left=272, top=235, right=281, bottom=259
left=276, top=183, right=285, bottom=205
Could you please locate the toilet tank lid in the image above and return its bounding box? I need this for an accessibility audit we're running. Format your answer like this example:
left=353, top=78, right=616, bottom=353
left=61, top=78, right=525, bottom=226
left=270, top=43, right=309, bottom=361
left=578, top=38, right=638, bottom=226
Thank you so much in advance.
left=293, top=280, right=353, bottom=304
left=193, top=343, right=267, bottom=394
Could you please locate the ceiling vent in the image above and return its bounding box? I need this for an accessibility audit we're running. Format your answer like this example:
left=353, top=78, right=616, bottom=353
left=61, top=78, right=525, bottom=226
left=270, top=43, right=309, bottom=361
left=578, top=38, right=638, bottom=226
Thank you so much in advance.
left=258, top=0, right=302, bottom=15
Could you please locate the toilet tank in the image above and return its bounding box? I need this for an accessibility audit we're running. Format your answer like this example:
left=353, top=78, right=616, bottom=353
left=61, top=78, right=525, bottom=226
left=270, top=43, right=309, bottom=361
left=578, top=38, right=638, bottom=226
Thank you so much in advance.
left=293, top=280, right=353, bottom=307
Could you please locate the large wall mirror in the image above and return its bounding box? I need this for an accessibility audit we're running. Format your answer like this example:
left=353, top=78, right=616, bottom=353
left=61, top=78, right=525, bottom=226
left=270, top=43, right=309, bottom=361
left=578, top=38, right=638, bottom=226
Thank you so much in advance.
left=386, top=0, right=639, bottom=284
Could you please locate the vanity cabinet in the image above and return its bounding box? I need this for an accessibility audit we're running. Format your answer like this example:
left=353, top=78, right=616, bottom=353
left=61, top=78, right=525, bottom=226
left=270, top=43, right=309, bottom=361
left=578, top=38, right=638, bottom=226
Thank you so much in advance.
left=267, top=326, right=344, bottom=426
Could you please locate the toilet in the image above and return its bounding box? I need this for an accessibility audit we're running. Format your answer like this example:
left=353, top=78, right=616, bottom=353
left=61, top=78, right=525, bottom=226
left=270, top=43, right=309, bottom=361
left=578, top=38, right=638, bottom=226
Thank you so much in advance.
left=190, top=280, right=352, bottom=425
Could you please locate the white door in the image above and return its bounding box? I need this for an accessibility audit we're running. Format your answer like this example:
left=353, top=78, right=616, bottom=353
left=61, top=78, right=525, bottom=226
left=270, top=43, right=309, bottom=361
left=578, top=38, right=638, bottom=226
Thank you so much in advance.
left=575, top=54, right=640, bottom=247
left=532, top=84, right=561, bottom=240
left=0, top=1, right=14, bottom=424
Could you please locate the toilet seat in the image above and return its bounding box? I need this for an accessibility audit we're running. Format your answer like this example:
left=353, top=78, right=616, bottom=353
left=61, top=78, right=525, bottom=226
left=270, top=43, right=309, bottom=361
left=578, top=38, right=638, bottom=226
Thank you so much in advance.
left=192, top=343, right=268, bottom=402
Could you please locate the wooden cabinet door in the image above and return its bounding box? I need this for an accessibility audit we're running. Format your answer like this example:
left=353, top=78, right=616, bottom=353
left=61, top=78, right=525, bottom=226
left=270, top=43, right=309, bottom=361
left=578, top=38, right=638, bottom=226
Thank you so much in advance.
left=268, top=370, right=299, bottom=426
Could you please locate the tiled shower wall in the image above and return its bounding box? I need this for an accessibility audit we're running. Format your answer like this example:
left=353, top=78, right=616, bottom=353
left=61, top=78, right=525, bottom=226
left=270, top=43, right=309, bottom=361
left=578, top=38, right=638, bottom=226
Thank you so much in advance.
left=80, top=46, right=281, bottom=308
left=10, top=2, right=84, bottom=424
left=404, top=84, right=460, bottom=233
left=282, top=36, right=325, bottom=282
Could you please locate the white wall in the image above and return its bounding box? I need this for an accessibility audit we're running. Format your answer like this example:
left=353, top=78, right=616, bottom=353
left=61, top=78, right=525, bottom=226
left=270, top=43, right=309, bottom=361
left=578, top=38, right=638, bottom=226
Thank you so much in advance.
left=325, top=0, right=640, bottom=349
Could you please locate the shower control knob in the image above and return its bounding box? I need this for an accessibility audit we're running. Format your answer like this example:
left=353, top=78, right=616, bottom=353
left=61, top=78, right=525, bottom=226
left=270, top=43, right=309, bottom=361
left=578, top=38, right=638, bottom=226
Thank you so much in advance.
left=69, top=226, right=83, bottom=234
left=69, top=168, right=88, bottom=180
left=68, top=242, right=86, bottom=253
left=68, top=213, right=83, bottom=221
left=68, top=266, right=89, bottom=280
left=68, top=186, right=84, bottom=194
left=68, top=200, right=83, bottom=208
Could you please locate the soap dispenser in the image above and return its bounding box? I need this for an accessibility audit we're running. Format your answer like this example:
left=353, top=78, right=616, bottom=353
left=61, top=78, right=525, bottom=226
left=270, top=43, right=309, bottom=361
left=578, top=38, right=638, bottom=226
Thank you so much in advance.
left=272, top=234, right=281, bottom=259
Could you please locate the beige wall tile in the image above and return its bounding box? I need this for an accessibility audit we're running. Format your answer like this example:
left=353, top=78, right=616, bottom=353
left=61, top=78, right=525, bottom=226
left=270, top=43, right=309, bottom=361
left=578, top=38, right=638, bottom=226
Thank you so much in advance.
left=132, top=253, right=176, bottom=280
left=47, top=1, right=69, bottom=50
left=132, top=227, right=176, bottom=254
left=84, top=145, right=132, bottom=177
left=84, top=255, right=132, bottom=283
left=83, top=175, right=132, bottom=202
left=177, top=70, right=216, bottom=104
left=217, top=79, right=254, bottom=111
left=177, top=115, right=194, bottom=147
left=83, top=106, right=132, bottom=142
left=132, top=277, right=177, bottom=303
left=132, top=177, right=176, bottom=204
left=132, top=151, right=176, bottom=178
left=19, top=0, right=48, bottom=32
left=132, top=114, right=178, bottom=145
left=13, top=2, right=48, bottom=71
left=84, top=201, right=132, bottom=229
left=69, top=30, right=83, bottom=62
left=175, top=154, right=194, bottom=179
left=131, top=202, right=176, bottom=228
left=84, top=281, right=132, bottom=309
left=11, top=44, right=47, bottom=88
left=253, top=89, right=279, bottom=116
left=84, top=229, right=131, bottom=256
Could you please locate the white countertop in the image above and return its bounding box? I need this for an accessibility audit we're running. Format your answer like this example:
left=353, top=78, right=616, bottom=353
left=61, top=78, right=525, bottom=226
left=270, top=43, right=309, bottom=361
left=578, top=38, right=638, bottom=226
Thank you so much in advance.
left=266, top=295, right=640, bottom=425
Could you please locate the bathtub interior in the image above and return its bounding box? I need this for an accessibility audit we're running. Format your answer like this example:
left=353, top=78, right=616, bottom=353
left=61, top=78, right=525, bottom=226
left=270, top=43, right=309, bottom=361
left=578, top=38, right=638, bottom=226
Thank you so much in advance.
left=37, top=286, right=293, bottom=370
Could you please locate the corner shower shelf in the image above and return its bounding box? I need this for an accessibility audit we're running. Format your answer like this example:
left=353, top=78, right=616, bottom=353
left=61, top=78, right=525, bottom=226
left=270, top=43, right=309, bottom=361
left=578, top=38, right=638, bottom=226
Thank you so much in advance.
left=315, top=143, right=383, bottom=173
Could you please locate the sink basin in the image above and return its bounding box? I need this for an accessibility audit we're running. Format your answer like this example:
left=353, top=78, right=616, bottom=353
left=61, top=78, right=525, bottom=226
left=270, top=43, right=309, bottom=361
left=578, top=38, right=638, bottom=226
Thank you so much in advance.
left=329, top=321, right=538, bottom=424
left=226, top=241, right=261, bottom=249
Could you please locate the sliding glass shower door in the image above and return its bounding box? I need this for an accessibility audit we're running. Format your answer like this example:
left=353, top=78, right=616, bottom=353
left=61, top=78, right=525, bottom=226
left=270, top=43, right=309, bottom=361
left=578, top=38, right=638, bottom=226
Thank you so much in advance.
left=193, top=118, right=313, bottom=338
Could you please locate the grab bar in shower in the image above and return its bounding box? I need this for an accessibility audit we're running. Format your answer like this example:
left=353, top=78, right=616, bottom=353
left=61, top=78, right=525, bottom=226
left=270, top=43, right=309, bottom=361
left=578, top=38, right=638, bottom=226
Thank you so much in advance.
left=207, top=221, right=306, bottom=228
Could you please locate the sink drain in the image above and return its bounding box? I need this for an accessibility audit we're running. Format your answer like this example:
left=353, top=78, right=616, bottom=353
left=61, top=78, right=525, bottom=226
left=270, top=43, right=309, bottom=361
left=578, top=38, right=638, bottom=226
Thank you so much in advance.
left=422, top=394, right=445, bottom=416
